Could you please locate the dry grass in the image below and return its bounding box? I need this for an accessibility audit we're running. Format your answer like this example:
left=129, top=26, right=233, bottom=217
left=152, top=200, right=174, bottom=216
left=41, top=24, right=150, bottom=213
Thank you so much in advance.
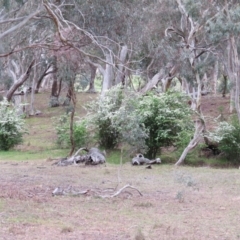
left=0, top=161, right=240, bottom=239
left=1, top=91, right=239, bottom=239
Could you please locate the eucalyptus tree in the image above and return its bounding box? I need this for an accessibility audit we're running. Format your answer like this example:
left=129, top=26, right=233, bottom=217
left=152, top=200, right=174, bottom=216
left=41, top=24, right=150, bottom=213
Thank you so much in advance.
left=0, top=1, right=40, bottom=99
left=206, top=0, right=240, bottom=120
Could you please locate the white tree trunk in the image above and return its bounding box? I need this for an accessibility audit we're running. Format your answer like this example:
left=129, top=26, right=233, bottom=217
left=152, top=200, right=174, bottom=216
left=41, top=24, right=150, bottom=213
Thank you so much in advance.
left=140, top=70, right=164, bottom=94
left=101, top=53, right=114, bottom=96
left=213, top=60, right=219, bottom=96
left=230, top=37, right=240, bottom=121
left=115, top=45, right=128, bottom=85
left=6, top=60, right=35, bottom=102
left=196, top=71, right=202, bottom=112
left=29, top=59, right=37, bottom=115
left=175, top=118, right=205, bottom=166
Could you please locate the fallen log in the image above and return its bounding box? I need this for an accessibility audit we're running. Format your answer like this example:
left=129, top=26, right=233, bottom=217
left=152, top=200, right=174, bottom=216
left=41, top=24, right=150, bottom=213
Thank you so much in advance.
left=52, top=184, right=142, bottom=198
left=54, top=147, right=106, bottom=166
left=132, top=154, right=161, bottom=165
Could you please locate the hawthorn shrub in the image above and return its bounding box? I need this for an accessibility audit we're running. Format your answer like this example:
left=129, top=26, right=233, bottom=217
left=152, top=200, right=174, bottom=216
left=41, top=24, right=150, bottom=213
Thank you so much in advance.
left=0, top=98, right=26, bottom=150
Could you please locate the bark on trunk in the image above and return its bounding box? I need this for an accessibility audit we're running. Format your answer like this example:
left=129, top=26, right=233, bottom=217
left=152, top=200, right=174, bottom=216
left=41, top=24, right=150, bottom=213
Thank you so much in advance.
left=140, top=70, right=164, bottom=94
left=101, top=53, right=114, bottom=96
left=49, top=57, right=59, bottom=107
left=222, top=75, right=228, bottom=97
left=115, top=45, right=128, bottom=86
left=230, top=36, right=240, bottom=121
left=68, top=82, right=76, bottom=156
left=87, top=63, right=97, bottom=93
left=213, top=60, right=219, bottom=96
left=6, top=60, right=35, bottom=102
left=175, top=118, right=205, bottom=166
left=35, top=65, right=56, bottom=93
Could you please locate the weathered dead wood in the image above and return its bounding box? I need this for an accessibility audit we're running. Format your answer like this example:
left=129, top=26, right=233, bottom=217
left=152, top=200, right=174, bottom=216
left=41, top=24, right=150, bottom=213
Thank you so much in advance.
left=132, top=154, right=161, bottom=165
left=103, top=184, right=142, bottom=198
left=52, top=184, right=142, bottom=198
left=54, top=147, right=106, bottom=166
left=52, top=187, right=89, bottom=196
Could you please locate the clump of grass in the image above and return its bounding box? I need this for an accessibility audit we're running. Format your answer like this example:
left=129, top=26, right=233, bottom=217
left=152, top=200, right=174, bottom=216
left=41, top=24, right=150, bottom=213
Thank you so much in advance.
left=61, top=226, right=73, bottom=233
left=174, top=171, right=197, bottom=188
left=176, top=190, right=185, bottom=203
left=134, top=202, right=153, bottom=208
left=174, top=171, right=199, bottom=203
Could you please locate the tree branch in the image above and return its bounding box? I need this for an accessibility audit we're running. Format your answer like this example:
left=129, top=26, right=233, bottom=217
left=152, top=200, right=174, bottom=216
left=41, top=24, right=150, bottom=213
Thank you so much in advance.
left=6, top=60, right=35, bottom=101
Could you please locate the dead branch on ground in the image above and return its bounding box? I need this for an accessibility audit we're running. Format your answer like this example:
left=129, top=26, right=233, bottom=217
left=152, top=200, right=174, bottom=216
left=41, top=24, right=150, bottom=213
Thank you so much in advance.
left=52, top=184, right=142, bottom=198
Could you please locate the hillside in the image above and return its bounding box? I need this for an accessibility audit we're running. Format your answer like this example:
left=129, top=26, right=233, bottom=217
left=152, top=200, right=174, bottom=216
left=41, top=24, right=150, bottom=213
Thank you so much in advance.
left=13, top=91, right=231, bottom=155
left=201, top=94, right=230, bottom=131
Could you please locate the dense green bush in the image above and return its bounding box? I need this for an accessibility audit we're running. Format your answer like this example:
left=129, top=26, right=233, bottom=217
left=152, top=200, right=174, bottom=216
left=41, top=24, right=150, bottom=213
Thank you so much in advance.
left=87, top=86, right=124, bottom=149
left=55, top=114, right=88, bottom=149
left=87, top=87, right=193, bottom=158
left=208, top=115, right=240, bottom=163
left=136, top=91, right=193, bottom=158
left=0, top=98, right=26, bottom=150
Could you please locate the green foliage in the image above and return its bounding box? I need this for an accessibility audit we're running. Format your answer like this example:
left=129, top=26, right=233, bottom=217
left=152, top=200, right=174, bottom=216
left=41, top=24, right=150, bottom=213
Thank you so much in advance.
left=0, top=98, right=26, bottom=150
left=87, top=87, right=193, bottom=157
left=208, top=115, right=240, bottom=163
left=55, top=114, right=88, bottom=149
left=86, top=86, right=124, bottom=149
left=137, top=91, right=193, bottom=158
left=175, top=130, right=193, bottom=151
left=75, top=74, right=89, bottom=92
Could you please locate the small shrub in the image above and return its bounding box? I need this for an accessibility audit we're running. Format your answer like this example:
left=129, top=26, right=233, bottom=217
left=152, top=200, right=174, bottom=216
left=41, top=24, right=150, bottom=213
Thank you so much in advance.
left=137, top=91, right=193, bottom=158
left=0, top=98, right=26, bottom=150
left=86, top=86, right=124, bottom=149
left=55, top=114, right=88, bottom=149
left=208, top=115, right=240, bottom=163
left=87, top=87, right=193, bottom=157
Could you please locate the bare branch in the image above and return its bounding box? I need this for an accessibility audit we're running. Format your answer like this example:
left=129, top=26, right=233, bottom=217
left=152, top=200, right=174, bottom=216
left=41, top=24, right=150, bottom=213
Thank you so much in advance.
left=0, top=7, right=42, bottom=40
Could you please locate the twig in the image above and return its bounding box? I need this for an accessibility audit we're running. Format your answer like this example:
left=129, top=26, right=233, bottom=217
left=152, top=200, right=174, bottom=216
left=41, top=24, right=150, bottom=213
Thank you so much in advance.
left=52, top=184, right=143, bottom=198
left=102, top=184, right=143, bottom=198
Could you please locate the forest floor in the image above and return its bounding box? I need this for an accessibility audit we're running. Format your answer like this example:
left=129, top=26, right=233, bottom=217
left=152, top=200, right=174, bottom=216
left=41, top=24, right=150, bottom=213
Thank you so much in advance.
left=1, top=91, right=240, bottom=240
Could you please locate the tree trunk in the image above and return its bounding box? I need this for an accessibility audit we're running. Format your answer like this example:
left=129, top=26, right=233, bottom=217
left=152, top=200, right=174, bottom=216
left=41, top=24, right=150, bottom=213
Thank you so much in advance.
left=6, top=60, right=35, bottom=102
left=115, top=45, right=128, bottom=86
left=175, top=118, right=205, bottom=166
left=87, top=63, right=97, bottom=93
left=222, top=74, right=227, bottom=97
left=29, top=60, right=37, bottom=115
left=35, top=65, right=56, bottom=93
left=213, top=60, right=219, bottom=96
left=230, top=36, right=240, bottom=121
left=195, top=71, right=202, bottom=113
left=140, top=70, right=164, bottom=94
left=63, top=81, right=72, bottom=106
left=49, top=57, right=59, bottom=107
left=68, top=82, right=76, bottom=156
left=101, top=53, right=114, bottom=96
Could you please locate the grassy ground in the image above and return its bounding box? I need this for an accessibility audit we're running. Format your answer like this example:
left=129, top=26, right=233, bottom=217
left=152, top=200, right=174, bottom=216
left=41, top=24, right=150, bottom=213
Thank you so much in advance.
left=1, top=161, right=240, bottom=239
left=1, top=91, right=239, bottom=239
